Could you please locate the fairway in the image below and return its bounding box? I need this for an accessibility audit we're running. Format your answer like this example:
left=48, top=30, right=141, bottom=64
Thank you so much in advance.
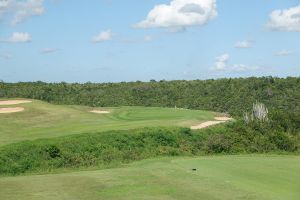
left=0, top=155, right=299, bottom=200
left=0, top=99, right=215, bottom=146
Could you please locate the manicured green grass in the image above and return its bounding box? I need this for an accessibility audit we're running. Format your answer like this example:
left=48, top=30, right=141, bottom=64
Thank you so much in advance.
left=0, top=155, right=299, bottom=200
left=0, top=99, right=214, bottom=146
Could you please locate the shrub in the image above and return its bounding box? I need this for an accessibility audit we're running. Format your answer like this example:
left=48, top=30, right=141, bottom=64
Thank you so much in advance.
left=0, top=125, right=298, bottom=176
left=46, top=145, right=61, bottom=158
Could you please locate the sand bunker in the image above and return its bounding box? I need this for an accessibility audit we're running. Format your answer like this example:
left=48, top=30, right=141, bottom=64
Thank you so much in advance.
left=0, top=100, right=32, bottom=105
left=90, top=110, right=110, bottom=114
left=191, top=116, right=233, bottom=130
left=191, top=121, right=226, bottom=130
left=214, top=117, right=233, bottom=121
left=0, top=107, right=24, bottom=114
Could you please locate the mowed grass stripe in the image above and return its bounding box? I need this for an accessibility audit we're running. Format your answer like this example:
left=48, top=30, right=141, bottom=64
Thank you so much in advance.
left=0, top=155, right=299, bottom=200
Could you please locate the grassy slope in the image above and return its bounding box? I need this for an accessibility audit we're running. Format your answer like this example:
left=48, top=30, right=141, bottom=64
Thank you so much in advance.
left=0, top=99, right=214, bottom=146
left=0, top=155, right=299, bottom=200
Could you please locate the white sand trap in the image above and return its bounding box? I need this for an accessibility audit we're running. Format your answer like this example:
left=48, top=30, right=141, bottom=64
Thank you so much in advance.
left=0, top=107, right=24, bottom=114
left=90, top=110, right=110, bottom=114
left=191, top=116, right=233, bottom=130
left=191, top=121, right=226, bottom=130
left=214, top=117, right=233, bottom=121
left=0, top=100, right=32, bottom=105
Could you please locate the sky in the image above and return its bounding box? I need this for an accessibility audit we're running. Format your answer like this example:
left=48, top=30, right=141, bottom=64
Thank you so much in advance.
left=0, top=0, right=300, bottom=83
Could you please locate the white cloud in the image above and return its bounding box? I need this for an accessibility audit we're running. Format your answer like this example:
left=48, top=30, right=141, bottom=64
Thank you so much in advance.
left=212, top=53, right=260, bottom=72
left=10, top=32, right=32, bottom=42
left=275, top=49, right=292, bottom=56
left=1, top=32, right=32, bottom=43
left=235, top=40, right=252, bottom=48
left=91, top=29, right=112, bottom=43
left=135, top=0, right=217, bottom=30
left=267, top=5, right=300, bottom=31
left=213, top=53, right=229, bottom=70
left=40, top=48, right=59, bottom=54
left=0, top=0, right=45, bottom=25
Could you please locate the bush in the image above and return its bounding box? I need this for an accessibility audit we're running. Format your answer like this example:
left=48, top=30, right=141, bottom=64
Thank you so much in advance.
left=0, top=124, right=298, bottom=176
left=46, top=145, right=61, bottom=158
left=204, top=134, right=233, bottom=153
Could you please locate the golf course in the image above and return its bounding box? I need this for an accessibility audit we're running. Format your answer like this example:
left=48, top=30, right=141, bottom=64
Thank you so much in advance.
left=0, top=99, right=216, bottom=146
left=1, top=0, right=300, bottom=198
left=0, top=95, right=299, bottom=200
left=0, top=155, right=299, bottom=200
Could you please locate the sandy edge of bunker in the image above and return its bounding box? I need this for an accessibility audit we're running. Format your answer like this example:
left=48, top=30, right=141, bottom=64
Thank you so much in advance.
left=191, top=117, right=233, bottom=130
left=0, top=100, right=32, bottom=105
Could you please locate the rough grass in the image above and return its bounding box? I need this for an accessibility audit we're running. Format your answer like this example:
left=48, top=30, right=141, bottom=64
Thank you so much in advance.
left=0, top=155, right=299, bottom=200
left=0, top=99, right=214, bottom=146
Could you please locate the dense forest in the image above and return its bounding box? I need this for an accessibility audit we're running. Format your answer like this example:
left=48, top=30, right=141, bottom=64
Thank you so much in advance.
left=1, top=77, right=299, bottom=117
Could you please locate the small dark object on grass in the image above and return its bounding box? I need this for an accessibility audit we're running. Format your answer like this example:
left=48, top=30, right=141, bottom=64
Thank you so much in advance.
left=192, top=168, right=197, bottom=171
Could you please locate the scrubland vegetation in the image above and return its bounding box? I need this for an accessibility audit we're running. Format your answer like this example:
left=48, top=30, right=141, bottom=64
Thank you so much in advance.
left=0, top=118, right=298, bottom=176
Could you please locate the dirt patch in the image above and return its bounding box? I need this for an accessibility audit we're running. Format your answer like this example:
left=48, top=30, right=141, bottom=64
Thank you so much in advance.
left=191, top=116, right=233, bottom=130
left=0, top=100, right=32, bottom=105
left=90, top=110, right=110, bottom=114
left=0, top=107, right=25, bottom=114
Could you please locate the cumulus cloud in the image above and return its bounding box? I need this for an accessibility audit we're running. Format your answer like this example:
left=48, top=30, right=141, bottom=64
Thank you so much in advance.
left=213, top=53, right=229, bottom=70
left=91, top=29, right=112, bottom=43
left=212, top=53, right=260, bottom=72
left=0, top=32, right=32, bottom=43
left=40, top=48, right=59, bottom=54
left=0, top=0, right=45, bottom=25
left=134, top=0, right=217, bottom=30
left=267, top=5, right=300, bottom=31
left=275, top=49, right=292, bottom=56
left=235, top=40, right=252, bottom=48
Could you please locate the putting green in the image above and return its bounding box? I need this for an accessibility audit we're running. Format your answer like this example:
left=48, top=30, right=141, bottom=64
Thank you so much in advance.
left=0, top=155, right=299, bottom=200
left=0, top=99, right=215, bottom=146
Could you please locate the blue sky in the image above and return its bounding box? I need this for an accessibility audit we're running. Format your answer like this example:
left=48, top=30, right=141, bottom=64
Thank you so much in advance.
left=0, top=0, right=300, bottom=83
